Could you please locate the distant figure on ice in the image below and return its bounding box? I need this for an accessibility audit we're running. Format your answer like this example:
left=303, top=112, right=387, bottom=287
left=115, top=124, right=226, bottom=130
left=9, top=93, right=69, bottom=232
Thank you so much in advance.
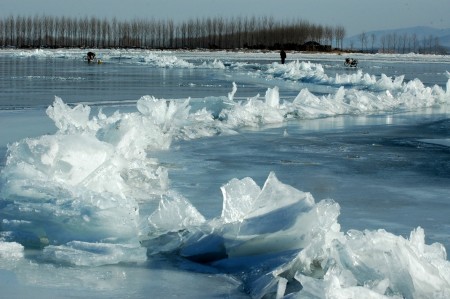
left=86, top=52, right=96, bottom=63
left=280, top=49, right=287, bottom=64
left=344, top=57, right=358, bottom=67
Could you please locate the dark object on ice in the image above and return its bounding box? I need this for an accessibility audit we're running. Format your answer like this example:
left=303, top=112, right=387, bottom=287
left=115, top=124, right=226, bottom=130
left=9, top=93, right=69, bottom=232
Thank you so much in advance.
left=280, top=49, right=286, bottom=64
left=344, top=57, right=358, bottom=67
left=87, top=52, right=96, bottom=63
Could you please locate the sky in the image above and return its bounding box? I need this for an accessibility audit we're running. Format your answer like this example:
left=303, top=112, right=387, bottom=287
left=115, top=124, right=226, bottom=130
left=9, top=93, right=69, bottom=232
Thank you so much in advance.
left=1, top=0, right=449, bottom=37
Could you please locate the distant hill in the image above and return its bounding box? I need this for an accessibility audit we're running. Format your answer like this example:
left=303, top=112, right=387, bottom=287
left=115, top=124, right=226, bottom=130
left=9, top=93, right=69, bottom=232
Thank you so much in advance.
left=344, top=26, right=450, bottom=53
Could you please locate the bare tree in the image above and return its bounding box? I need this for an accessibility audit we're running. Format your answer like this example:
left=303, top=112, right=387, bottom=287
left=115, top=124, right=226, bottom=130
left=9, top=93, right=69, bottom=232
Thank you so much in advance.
left=0, top=19, right=4, bottom=46
left=324, top=26, right=334, bottom=47
left=334, top=25, right=346, bottom=49
left=380, top=35, right=386, bottom=53
left=359, top=32, right=367, bottom=51
left=6, top=15, right=15, bottom=46
left=411, top=33, right=418, bottom=53
left=0, top=14, right=357, bottom=51
left=370, top=33, right=376, bottom=53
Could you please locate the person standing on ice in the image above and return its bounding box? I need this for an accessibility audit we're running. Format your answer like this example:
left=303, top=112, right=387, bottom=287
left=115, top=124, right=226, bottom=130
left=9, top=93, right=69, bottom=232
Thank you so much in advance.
left=280, top=49, right=287, bottom=64
left=86, top=51, right=96, bottom=63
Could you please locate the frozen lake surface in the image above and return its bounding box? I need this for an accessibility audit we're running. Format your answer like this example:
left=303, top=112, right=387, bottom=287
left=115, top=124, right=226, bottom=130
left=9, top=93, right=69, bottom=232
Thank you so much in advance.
left=0, top=49, right=450, bottom=298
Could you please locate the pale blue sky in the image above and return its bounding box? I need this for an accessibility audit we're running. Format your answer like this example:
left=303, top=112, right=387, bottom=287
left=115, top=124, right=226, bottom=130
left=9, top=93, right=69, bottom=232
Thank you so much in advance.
left=1, top=0, right=449, bottom=36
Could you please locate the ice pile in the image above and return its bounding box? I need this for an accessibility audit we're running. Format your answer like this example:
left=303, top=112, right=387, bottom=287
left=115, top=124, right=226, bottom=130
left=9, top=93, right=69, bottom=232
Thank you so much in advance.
left=1, top=78, right=450, bottom=296
left=0, top=91, right=236, bottom=265
left=265, top=60, right=328, bottom=82
left=1, top=80, right=449, bottom=253
left=264, top=60, right=435, bottom=92
left=146, top=172, right=339, bottom=259
left=144, top=172, right=450, bottom=298
left=140, top=52, right=194, bottom=68
left=220, top=76, right=449, bottom=123
left=0, top=96, right=198, bottom=264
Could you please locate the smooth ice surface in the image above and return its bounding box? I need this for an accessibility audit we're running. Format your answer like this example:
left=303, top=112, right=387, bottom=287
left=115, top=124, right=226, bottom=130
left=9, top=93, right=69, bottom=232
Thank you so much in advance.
left=1, top=49, right=450, bottom=298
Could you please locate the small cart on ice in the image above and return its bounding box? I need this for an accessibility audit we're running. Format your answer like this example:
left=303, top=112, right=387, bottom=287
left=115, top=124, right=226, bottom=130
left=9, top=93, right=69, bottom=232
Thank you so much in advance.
left=344, top=57, right=358, bottom=67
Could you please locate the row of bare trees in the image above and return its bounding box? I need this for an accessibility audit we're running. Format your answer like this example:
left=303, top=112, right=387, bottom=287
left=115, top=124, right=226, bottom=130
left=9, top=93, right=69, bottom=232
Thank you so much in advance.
left=354, top=32, right=446, bottom=54
left=378, top=33, right=445, bottom=54
left=0, top=15, right=346, bottom=50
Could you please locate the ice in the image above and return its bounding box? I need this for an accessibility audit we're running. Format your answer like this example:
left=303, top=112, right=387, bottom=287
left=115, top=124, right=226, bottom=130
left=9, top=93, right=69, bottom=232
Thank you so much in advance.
left=136, top=95, right=191, bottom=136
left=320, top=227, right=450, bottom=298
left=288, top=78, right=449, bottom=119
left=0, top=241, right=24, bottom=260
left=220, top=176, right=261, bottom=223
left=292, top=87, right=349, bottom=117
left=7, top=48, right=448, bottom=92
left=2, top=82, right=449, bottom=263
left=141, top=52, right=194, bottom=68
left=201, top=58, right=226, bottom=69
left=140, top=171, right=450, bottom=298
left=287, top=227, right=450, bottom=298
left=1, top=49, right=450, bottom=298
left=2, top=83, right=450, bottom=295
left=143, top=172, right=338, bottom=262
left=265, top=60, right=328, bottom=82
left=0, top=97, right=188, bottom=263
left=148, top=191, right=206, bottom=233
left=263, top=60, right=408, bottom=91
left=221, top=86, right=286, bottom=127
left=222, top=175, right=338, bottom=258
left=46, top=97, right=98, bottom=134
left=420, top=138, right=450, bottom=147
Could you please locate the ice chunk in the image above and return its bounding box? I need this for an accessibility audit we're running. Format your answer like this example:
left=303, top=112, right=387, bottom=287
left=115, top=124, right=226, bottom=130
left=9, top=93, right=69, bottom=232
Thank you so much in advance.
left=137, top=95, right=191, bottom=129
left=266, top=60, right=327, bottom=82
left=46, top=97, right=99, bottom=134
left=5, top=134, right=114, bottom=188
left=265, top=86, right=280, bottom=108
left=0, top=241, right=24, bottom=260
left=290, top=227, right=450, bottom=298
left=220, top=176, right=261, bottom=223
left=200, top=59, right=226, bottom=69
left=228, top=82, right=237, bottom=101
left=221, top=88, right=285, bottom=127
left=144, top=192, right=208, bottom=256
left=148, top=191, right=206, bottom=233
left=145, top=172, right=341, bottom=264
left=248, top=172, right=314, bottom=218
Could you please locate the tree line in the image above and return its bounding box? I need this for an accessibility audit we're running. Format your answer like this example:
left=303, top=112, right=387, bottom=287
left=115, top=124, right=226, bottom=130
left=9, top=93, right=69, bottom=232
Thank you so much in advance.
left=354, top=32, right=447, bottom=55
left=0, top=15, right=346, bottom=50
